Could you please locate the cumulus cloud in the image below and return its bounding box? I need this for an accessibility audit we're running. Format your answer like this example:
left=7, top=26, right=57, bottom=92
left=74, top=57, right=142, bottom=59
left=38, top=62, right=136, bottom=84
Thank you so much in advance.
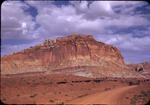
left=33, top=1, right=150, bottom=37
left=70, top=1, right=115, bottom=20
left=1, top=1, right=150, bottom=63
left=96, top=33, right=150, bottom=63
left=1, top=1, right=38, bottom=40
left=103, top=34, right=150, bottom=51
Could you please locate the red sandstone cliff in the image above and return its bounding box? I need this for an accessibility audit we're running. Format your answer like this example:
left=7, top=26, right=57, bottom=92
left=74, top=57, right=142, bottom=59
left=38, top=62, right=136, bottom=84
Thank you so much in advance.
left=1, top=34, right=142, bottom=78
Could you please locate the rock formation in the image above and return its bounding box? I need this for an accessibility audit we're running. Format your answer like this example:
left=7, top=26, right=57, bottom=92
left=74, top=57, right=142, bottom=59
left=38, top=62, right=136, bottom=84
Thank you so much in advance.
left=126, top=62, right=150, bottom=78
left=1, top=34, right=142, bottom=78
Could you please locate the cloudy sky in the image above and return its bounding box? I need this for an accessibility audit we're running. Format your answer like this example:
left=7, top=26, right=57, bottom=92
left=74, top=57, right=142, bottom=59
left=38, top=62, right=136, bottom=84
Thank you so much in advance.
left=1, top=0, right=150, bottom=63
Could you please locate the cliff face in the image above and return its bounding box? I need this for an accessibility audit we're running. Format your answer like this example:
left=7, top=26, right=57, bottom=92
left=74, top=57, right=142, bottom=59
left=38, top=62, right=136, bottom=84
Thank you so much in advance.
left=1, top=34, right=141, bottom=78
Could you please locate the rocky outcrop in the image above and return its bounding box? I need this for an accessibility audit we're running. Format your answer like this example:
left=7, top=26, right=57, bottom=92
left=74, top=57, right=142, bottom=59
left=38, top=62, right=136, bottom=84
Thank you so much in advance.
left=127, top=63, right=144, bottom=72
left=126, top=62, right=150, bottom=79
left=1, top=34, right=142, bottom=78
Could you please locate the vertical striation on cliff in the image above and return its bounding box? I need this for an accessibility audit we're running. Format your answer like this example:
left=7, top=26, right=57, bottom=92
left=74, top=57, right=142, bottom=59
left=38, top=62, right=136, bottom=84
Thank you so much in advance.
left=1, top=34, right=142, bottom=78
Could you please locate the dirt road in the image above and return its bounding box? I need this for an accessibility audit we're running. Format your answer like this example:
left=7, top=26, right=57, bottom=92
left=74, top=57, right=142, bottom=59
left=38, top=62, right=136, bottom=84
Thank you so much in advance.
left=67, top=85, right=137, bottom=104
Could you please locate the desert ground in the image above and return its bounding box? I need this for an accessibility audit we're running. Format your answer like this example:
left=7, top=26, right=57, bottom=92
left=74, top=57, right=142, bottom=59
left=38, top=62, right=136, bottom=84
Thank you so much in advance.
left=1, top=73, right=150, bottom=105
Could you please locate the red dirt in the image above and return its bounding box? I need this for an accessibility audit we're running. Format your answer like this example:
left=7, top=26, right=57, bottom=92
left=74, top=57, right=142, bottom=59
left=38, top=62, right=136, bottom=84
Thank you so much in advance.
left=68, top=85, right=137, bottom=104
left=1, top=73, right=150, bottom=104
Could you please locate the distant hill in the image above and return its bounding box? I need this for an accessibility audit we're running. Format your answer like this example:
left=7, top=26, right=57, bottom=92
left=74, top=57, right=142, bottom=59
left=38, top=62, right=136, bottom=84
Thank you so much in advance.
left=126, top=62, right=150, bottom=79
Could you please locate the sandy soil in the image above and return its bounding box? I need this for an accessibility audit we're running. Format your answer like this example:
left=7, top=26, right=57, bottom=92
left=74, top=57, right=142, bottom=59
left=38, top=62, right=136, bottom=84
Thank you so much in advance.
left=68, top=85, right=137, bottom=104
left=1, top=73, right=150, bottom=104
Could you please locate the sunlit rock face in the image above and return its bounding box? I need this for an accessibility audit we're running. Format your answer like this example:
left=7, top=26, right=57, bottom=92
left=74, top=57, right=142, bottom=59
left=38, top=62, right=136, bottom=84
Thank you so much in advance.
left=1, top=33, right=141, bottom=78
